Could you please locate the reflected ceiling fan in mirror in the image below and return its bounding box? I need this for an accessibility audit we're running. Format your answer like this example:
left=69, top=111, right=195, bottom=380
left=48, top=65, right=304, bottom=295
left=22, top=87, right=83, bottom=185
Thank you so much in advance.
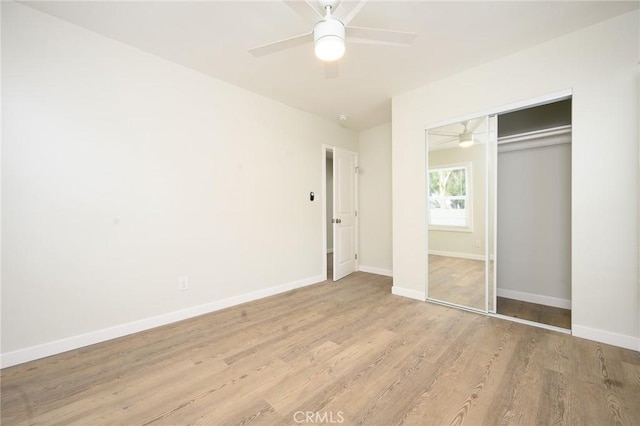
left=248, top=0, right=417, bottom=78
left=430, top=119, right=485, bottom=148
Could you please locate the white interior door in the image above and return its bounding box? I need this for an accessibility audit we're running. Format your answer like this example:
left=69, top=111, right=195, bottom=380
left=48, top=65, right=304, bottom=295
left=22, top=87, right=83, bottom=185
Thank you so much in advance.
left=333, top=148, right=358, bottom=281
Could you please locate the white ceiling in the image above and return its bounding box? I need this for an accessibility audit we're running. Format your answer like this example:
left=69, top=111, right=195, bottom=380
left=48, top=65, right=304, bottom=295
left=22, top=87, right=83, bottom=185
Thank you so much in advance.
left=20, top=0, right=639, bottom=130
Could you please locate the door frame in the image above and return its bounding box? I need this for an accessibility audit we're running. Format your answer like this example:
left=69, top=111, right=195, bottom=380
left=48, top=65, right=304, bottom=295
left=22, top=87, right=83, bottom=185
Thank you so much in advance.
left=322, top=144, right=359, bottom=281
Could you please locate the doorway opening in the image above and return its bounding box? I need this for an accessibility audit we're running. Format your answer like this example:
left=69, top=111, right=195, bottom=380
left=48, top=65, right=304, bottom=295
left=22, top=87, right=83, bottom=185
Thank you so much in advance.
left=326, top=150, right=334, bottom=280
left=496, top=98, right=572, bottom=330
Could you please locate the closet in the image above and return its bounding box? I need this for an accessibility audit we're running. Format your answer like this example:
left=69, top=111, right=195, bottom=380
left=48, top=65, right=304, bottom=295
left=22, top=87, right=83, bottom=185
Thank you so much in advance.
left=425, top=97, right=572, bottom=331
left=496, top=99, right=572, bottom=329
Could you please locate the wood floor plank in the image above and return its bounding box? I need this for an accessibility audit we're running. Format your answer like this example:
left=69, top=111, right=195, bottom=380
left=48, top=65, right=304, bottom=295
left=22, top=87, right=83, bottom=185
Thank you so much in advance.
left=480, top=326, right=549, bottom=425
left=267, top=327, right=399, bottom=414
left=2, top=272, right=638, bottom=425
left=497, top=297, right=571, bottom=330
left=429, top=255, right=486, bottom=310
left=429, top=255, right=572, bottom=329
left=439, top=321, right=517, bottom=426
left=285, top=304, right=454, bottom=423
left=138, top=358, right=292, bottom=425
left=399, top=317, right=520, bottom=426
left=356, top=315, right=492, bottom=425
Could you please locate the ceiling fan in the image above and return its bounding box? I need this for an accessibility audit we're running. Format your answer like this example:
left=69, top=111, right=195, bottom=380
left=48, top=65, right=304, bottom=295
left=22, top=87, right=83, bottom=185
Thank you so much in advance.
left=248, top=0, right=417, bottom=78
left=430, top=119, right=485, bottom=148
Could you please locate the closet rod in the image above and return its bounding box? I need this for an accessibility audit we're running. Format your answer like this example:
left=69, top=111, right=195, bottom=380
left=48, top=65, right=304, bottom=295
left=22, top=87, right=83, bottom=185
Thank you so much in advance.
left=498, top=125, right=571, bottom=153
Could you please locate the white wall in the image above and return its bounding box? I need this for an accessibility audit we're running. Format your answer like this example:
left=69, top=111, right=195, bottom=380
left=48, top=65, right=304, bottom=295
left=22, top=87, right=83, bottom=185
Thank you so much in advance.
left=497, top=142, right=572, bottom=305
left=1, top=2, right=358, bottom=364
left=392, top=10, right=639, bottom=349
left=357, top=123, right=392, bottom=276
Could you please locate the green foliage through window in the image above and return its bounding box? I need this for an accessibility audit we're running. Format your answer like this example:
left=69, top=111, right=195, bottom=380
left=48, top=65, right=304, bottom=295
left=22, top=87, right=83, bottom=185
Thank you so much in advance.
left=429, top=165, right=470, bottom=227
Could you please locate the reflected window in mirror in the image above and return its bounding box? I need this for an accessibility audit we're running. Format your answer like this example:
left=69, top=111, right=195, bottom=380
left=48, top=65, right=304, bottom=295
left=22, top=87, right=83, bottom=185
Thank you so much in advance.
left=428, top=163, right=472, bottom=231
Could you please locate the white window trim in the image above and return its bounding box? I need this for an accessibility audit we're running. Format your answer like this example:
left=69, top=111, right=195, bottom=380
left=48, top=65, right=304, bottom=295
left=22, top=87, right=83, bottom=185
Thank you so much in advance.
left=428, top=162, right=473, bottom=233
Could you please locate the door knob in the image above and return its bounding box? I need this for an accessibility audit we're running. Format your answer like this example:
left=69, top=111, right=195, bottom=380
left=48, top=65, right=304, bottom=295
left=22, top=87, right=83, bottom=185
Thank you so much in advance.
left=336, top=219, right=342, bottom=223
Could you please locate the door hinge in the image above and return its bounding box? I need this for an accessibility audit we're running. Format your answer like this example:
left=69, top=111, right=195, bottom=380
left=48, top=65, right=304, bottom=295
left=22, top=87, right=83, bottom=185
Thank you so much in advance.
left=355, top=166, right=359, bottom=174
left=355, top=210, right=358, bottom=217
left=355, top=253, right=358, bottom=260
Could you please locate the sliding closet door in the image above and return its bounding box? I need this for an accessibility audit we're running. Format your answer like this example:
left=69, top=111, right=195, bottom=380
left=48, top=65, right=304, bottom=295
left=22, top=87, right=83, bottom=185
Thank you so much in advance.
left=488, top=115, right=498, bottom=313
left=426, top=115, right=496, bottom=312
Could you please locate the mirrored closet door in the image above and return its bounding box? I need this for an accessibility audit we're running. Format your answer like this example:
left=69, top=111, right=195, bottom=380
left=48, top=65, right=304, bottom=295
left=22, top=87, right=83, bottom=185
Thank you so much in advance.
left=426, top=115, right=497, bottom=312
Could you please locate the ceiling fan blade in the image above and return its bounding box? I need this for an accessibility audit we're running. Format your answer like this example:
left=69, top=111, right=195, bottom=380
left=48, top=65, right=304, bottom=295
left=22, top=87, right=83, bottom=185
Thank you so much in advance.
left=468, top=118, right=484, bottom=134
left=325, top=61, right=339, bottom=79
left=333, top=0, right=368, bottom=25
left=436, top=137, right=459, bottom=145
left=429, top=131, right=460, bottom=137
left=345, top=26, right=417, bottom=46
left=248, top=32, right=313, bottom=57
left=283, top=0, right=323, bottom=24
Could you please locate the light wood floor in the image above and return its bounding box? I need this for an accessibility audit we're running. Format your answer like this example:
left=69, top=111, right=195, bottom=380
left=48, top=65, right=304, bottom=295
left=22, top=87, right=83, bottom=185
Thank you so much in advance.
left=2, top=272, right=638, bottom=425
left=497, top=297, right=571, bottom=330
left=429, top=255, right=494, bottom=311
left=429, top=254, right=485, bottom=310
left=429, top=255, right=569, bottom=329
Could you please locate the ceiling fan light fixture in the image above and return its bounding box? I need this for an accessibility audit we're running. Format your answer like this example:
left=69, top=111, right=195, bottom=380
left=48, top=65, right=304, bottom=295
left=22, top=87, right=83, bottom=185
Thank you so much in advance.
left=314, top=18, right=345, bottom=62
left=459, top=134, right=474, bottom=148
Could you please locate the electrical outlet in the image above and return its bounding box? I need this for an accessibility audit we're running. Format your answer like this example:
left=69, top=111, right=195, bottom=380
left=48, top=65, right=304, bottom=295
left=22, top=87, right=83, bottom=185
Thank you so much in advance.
left=475, top=240, right=481, bottom=248
left=178, top=275, right=189, bottom=291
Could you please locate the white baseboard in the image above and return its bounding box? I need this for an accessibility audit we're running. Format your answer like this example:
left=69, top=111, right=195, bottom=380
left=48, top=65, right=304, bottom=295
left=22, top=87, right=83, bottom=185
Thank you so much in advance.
left=572, top=324, right=640, bottom=352
left=429, top=250, right=485, bottom=261
left=358, top=265, right=393, bottom=277
left=497, top=288, right=571, bottom=310
left=0, top=274, right=325, bottom=368
left=392, top=286, right=426, bottom=301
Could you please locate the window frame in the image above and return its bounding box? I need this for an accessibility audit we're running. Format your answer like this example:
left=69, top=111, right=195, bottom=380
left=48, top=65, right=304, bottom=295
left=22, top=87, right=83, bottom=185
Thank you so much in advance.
left=428, top=162, right=473, bottom=232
